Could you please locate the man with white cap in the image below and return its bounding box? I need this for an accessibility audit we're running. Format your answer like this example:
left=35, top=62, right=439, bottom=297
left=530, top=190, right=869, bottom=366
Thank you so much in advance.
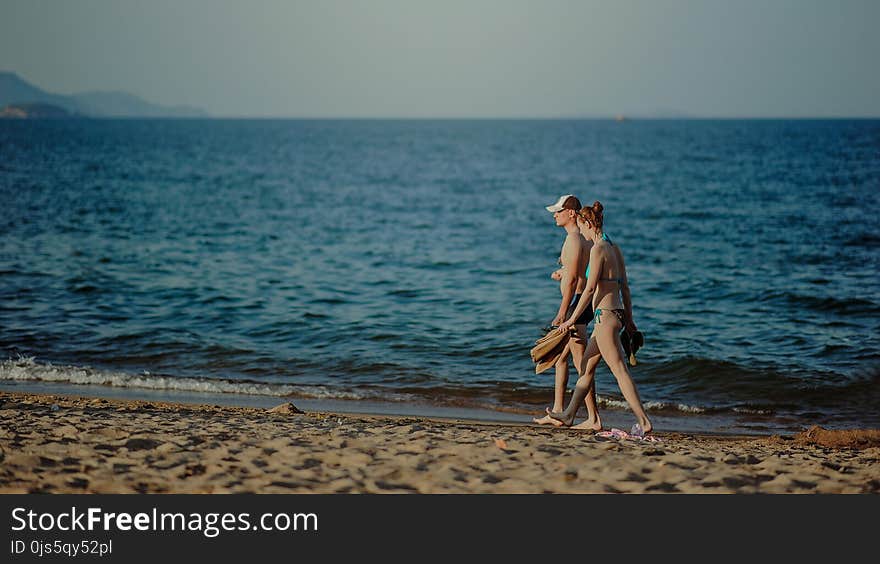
left=545, top=195, right=587, bottom=328
left=532, top=195, right=602, bottom=429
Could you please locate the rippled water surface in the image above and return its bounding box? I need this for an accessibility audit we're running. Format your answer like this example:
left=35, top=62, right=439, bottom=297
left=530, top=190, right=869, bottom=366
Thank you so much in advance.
left=2, top=119, right=878, bottom=433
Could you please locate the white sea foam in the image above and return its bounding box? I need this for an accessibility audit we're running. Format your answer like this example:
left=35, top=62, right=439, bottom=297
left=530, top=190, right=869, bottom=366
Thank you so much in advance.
left=732, top=406, right=772, bottom=415
left=2, top=357, right=713, bottom=415
left=597, top=395, right=706, bottom=414
left=0, top=356, right=413, bottom=403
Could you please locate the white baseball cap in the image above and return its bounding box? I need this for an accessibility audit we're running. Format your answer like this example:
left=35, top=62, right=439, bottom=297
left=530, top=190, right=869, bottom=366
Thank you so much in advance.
left=545, top=194, right=581, bottom=213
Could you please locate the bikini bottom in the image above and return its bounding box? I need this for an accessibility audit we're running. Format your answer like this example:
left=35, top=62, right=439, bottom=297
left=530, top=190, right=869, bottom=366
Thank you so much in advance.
left=592, top=308, right=625, bottom=335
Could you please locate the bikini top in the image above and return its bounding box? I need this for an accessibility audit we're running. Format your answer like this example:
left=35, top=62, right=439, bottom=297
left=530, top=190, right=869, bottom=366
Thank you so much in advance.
left=586, top=233, right=624, bottom=285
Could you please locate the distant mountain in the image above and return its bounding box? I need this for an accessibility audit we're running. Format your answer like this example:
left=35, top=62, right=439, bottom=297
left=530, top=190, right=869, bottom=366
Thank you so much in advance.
left=0, top=71, right=208, bottom=118
left=0, top=72, right=74, bottom=112
left=69, top=90, right=208, bottom=118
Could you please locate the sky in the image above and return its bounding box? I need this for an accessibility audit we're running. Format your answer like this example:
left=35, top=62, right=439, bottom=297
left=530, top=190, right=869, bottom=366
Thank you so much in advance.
left=2, top=0, right=879, bottom=118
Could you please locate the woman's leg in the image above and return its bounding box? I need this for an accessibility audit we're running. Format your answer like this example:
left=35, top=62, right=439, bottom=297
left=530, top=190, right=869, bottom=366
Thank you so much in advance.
left=594, top=316, right=652, bottom=434
left=572, top=352, right=603, bottom=431
left=568, top=328, right=602, bottom=429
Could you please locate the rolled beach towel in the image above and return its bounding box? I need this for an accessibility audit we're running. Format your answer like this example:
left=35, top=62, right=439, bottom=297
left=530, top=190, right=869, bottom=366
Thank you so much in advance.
left=530, top=327, right=570, bottom=374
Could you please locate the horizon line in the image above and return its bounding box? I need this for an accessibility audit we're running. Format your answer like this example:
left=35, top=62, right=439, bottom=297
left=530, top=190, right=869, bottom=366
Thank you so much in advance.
left=35, top=115, right=880, bottom=120
left=4, top=71, right=878, bottom=121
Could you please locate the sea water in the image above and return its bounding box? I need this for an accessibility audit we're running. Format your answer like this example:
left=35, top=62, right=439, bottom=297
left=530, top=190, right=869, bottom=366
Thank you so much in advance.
left=2, top=118, right=878, bottom=434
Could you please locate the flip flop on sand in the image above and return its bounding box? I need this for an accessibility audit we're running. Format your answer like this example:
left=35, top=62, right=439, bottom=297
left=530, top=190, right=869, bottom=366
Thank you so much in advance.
left=596, top=427, right=662, bottom=443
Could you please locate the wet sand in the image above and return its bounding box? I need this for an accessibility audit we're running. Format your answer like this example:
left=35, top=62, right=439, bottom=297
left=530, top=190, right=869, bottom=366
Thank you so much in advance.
left=1, top=391, right=878, bottom=494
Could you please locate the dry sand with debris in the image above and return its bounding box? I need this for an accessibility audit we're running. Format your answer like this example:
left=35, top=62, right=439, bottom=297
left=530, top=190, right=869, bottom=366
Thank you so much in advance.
left=1, top=391, right=878, bottom=494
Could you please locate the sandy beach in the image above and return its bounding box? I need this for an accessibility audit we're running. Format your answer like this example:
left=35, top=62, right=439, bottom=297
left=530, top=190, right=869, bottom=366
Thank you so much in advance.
left=1, top=390, right=878, bottom=494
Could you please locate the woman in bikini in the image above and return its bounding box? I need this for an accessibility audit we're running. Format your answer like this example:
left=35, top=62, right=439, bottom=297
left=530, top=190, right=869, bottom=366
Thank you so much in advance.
left=548, top=201, right=652, bottom=436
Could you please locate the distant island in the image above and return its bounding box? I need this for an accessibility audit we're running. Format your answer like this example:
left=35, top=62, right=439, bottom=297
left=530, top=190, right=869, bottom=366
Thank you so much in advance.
left=0, top=71, right=208, bottom=118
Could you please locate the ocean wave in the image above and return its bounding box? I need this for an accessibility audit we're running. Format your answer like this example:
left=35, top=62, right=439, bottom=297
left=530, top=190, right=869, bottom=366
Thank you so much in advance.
left=640, top=356, right=880, bottom=416
left=843, top=233, right=880, bottom=248
left=758, top=290, right=879, bottom=315
left=3, top=354, right=876, bottom=423
left=0, top=356, right=415, bottom=403
left=1, top=356, right=723, bottom=418
left=602, top=396, right=707, bottom=414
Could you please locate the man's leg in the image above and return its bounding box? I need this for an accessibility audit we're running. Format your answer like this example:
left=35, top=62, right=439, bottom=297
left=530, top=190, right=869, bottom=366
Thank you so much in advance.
left=548, top=326, right=601, bottom=427
left=533, top=343, right=571, bottom=426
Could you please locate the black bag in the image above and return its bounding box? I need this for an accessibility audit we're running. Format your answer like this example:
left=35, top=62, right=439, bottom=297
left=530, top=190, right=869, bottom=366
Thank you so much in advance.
left=620, top=329, right=644, bottom=366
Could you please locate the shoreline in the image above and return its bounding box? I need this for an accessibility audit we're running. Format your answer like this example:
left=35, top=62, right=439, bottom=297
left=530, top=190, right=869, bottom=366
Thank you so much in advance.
left=2, top=390, right=879, bottom=493
left=0, top=380, right=788, bottom=437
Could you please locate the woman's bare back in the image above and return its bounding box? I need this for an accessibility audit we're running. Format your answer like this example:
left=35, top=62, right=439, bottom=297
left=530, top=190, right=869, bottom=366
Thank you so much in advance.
left=591, top=239, right=626, bottom=312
